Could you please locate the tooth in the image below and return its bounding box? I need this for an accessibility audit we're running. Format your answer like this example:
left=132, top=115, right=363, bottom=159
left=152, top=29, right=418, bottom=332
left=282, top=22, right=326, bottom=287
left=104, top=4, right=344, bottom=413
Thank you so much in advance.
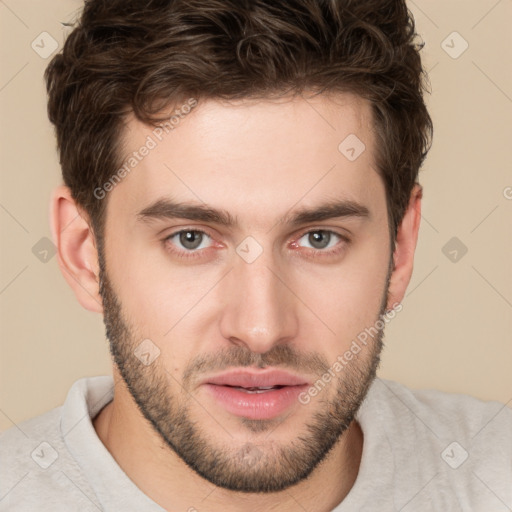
left=235, top=386, right=278, bottom=393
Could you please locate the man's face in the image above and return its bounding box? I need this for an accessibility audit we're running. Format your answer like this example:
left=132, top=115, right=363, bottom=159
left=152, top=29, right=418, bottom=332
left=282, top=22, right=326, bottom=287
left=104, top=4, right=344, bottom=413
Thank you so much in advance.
left=98, top=93, right=392, bottom=492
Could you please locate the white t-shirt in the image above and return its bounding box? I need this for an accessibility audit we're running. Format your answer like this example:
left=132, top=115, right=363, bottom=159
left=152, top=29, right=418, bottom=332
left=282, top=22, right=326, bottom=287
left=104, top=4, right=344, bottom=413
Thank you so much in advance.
left=1, top=376, right=511, bottom=511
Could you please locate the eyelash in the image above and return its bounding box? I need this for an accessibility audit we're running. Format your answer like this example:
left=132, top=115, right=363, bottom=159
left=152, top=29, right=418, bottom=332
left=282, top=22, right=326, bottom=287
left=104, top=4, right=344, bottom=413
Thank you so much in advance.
left=162, top=228, right=350, bottom=261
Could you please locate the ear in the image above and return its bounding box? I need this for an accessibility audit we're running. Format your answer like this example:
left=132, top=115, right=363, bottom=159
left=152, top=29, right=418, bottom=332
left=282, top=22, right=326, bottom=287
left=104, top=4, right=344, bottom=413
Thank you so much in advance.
left=50, top=185, right=103, bottom=313
left=386, top=184, right=422, bottom=310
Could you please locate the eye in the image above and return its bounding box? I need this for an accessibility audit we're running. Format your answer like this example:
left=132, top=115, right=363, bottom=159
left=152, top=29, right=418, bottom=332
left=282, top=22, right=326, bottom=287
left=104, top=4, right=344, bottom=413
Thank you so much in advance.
left=162, top=227, right=349, bottom=261
left=299, top=229, right=335, bottom=249
left=165, top=229, right=213, bottom=253
left=292, top=229, right=350, bottom=255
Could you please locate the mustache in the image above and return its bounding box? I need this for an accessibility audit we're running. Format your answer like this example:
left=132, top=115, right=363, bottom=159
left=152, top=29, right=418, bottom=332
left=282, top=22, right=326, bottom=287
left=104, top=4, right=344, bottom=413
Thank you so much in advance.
left=182, top=344, right=330, bottom=386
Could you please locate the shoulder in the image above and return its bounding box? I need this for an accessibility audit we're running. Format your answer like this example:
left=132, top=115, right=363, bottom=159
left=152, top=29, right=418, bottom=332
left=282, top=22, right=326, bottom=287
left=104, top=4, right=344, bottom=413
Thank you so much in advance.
left=376, top=379, right=512, bottom=439
left=366, top=378, right=512, bottom=455
left=0, top=406, right=65, bottom=481
left=373, top=378, right=512, bottom=433
left=0, top=382, right=104, bottom=511
left=359, top=378, right=512, bottom=510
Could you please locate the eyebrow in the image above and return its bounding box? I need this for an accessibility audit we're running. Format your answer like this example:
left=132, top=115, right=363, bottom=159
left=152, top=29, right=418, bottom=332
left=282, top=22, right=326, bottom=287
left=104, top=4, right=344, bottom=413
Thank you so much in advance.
left=136, top=197, right=370, bottom=228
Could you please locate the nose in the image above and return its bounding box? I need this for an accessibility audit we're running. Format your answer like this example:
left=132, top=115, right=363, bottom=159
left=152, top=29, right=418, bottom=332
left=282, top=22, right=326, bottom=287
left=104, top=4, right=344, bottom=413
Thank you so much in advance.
left=218, top=249, right=299, bottom=354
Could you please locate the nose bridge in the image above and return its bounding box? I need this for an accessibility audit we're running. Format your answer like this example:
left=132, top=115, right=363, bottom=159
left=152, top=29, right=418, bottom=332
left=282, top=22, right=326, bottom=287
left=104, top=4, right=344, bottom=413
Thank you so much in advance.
left=219, top=245, right=297, bottom=353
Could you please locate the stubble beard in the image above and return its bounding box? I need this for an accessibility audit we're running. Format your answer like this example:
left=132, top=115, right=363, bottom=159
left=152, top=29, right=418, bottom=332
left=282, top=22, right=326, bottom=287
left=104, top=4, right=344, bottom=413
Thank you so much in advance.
left=98, top=250, right=387, bottom=493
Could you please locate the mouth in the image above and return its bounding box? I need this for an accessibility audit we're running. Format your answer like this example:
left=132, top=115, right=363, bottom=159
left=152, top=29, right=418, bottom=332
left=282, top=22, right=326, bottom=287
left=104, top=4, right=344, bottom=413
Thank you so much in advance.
left=201, top=369, right=310, bottom=420
left=223, top=385, right=286, bottom=393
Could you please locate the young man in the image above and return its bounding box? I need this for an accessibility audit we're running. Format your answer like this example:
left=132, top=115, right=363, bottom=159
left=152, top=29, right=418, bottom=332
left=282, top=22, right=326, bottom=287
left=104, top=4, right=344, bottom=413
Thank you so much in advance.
left=1, top=1, right=510, bottom=511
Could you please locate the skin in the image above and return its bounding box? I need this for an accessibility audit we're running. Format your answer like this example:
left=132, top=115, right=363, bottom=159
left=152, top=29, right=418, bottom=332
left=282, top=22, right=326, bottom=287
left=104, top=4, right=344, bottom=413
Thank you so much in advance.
left=50, top=92, right=422, bottom=512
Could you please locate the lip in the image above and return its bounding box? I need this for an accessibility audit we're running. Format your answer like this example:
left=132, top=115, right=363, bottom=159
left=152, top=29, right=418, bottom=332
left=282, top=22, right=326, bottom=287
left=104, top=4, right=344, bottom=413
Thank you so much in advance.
left=201, top=369, right=310, bottom=420
left=203, top=369, right=309, bottom=388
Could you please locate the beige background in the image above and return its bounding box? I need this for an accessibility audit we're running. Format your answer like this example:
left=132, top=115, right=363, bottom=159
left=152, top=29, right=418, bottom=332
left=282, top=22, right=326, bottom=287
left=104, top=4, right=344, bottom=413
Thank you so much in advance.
left=1, top=0, right=511, bottom=432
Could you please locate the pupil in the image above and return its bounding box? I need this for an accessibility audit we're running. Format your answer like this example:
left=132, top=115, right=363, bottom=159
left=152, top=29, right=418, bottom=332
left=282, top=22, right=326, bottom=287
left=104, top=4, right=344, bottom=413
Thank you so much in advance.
left=180, top=231, right=202, bottom=250
left=309, top=231, right=330, bottom=249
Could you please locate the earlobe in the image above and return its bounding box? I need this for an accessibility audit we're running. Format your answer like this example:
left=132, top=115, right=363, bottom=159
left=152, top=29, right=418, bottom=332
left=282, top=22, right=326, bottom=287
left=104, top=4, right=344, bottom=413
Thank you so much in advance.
left=50, top=185, right=103, bottom=313
left=386, top=185, right=423, bottom=310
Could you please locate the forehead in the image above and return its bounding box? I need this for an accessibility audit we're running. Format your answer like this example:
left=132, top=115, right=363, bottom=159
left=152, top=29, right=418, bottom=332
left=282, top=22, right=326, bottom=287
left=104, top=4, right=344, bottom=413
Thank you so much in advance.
left=107, top=92, right=383, bottom=229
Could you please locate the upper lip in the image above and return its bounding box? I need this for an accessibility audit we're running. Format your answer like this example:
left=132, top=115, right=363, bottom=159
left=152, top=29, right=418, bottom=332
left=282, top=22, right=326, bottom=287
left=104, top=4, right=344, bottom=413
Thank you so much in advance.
left=203, top=369, right=309, bottom=388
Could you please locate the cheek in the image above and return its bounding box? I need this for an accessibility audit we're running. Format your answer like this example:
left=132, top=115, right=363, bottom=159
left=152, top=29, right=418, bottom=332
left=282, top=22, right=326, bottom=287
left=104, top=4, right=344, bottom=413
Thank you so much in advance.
left=102, top=236, right=170, bottom=342
left=105, top=233, right=222, bottom=371
left=291, top=232, right=390, bottom=348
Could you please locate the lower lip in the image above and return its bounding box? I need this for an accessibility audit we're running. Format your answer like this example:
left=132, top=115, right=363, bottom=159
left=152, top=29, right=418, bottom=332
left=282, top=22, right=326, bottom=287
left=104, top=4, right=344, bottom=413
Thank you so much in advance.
left=203, top=384, right=308, bottom=420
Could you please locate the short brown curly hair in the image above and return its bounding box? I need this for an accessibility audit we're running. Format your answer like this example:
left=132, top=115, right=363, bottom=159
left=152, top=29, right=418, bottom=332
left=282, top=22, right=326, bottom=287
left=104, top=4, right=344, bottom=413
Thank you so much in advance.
left=45, top=0, right=432, bottom=246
